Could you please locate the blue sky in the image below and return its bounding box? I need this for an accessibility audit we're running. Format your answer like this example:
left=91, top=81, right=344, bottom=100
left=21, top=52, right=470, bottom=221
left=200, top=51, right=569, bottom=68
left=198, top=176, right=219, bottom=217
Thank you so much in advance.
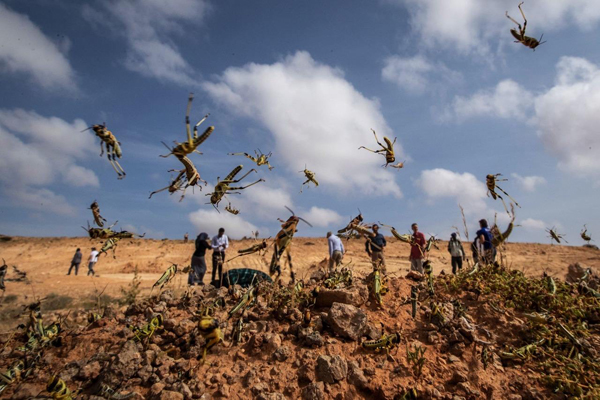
left=1, top=0, right=599, bottom=243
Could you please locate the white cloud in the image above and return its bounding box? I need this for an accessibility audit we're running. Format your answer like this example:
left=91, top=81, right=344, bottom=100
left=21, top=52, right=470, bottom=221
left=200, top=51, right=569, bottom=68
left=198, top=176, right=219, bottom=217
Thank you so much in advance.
left=0, top=3, right=76, bottom=91
left=393, top=0, right=600, bottom=54
left=302, top=206, right=344, bottom=228
left=534, top=57, right=600, bottom=176
left=511, top=173, right=546, bottom=192
left=11, top=187, right=76, bottom=216
left=203, top=51, right=403, bottom=197
left=443, top=57, right=600, bottom=177
left=83, top=0, right=209, bottom=86
left=450, top=79, right=534, bottom=121
left=382, top=55, right=461, bottom=94
left=521, top=218, right=546, bottom=230
left=0, top=109, right=99, bottom=215
left=189, top=209, right=258, bottom=240
left=417, top=168, right=488, bottom=215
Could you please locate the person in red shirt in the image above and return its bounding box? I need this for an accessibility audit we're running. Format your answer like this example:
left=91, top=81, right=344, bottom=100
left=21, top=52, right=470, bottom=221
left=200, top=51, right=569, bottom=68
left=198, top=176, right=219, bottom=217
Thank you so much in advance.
left=409, top=223, right=426, bottom=273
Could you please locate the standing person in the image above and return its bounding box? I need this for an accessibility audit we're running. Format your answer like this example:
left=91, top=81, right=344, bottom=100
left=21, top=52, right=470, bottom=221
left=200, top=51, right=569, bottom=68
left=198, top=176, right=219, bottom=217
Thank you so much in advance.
left=327, top=232, right=345, bottom=272
left=87, top=247, right=99, bottom=277
left=211, top=228, right=229, bottom=285
left=184, top=233, right=189, bottom=243
left=190, top=233, right=210, bottom=285
left=409, top=223, right=426, bottom=273
left=67, top=248, right=82, bottom=276
left=365, top=224, right=387, bottom=272
left=476, top=219, right=495, bottom=264
left=447, top=233, right=466, bottom=274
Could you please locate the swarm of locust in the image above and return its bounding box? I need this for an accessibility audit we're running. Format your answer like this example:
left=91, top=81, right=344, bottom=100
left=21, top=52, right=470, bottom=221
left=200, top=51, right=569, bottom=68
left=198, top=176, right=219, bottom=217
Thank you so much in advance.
left=437, top=260, right=600, bottom=398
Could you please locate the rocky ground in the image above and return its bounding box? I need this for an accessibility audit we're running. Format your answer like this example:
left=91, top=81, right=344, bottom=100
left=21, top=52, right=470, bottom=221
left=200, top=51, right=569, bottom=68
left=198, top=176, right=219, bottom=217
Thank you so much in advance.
left=0, top=255, right=599, bottom=399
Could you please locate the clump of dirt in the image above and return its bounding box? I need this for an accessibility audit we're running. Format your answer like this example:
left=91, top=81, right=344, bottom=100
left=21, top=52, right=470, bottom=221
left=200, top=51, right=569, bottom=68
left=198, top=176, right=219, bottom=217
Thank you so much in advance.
left=0, top=263, right=598, bottom=399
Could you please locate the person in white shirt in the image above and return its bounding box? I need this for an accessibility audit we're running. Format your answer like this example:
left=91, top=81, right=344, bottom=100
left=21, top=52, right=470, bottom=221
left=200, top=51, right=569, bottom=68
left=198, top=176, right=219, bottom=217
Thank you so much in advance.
left=87, top=247, right=99, bottom=276
left=327, top=232, right=345, bottom=272
left=211, top=228, right=229, bottom=285
left=447, top=233, right=466, bottom=274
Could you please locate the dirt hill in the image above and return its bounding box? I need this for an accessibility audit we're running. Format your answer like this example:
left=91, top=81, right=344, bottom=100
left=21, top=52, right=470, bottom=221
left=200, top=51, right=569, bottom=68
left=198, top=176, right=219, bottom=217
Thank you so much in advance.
left=0, top=237, right=598, bottom=399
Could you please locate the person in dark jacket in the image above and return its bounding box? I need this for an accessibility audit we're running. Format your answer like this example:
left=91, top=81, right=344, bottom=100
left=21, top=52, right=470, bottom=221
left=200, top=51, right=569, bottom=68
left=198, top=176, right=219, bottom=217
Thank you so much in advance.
left=67, top=248, right=82, bottom=275
left=476, top=219, right=495, bottom=264
left=190, top=233, right=211, bottom=285
left=365, top=224, right=387, bottom=272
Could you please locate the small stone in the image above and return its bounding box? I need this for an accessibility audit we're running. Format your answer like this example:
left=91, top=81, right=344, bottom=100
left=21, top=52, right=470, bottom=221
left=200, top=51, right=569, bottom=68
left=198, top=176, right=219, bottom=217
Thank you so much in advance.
left=150, top=382, right=166, bottom=397
left=159, top=391, right=184, bottom=400
left=326, top=303, right=367, bottom=341
left=302, top=382, right=325, bottom=400
left=273, top=345, right=292, bottom=361
left=447, top=355, right=461, bottom=363
left=315, top=355, right=348, bottom=384
left=449, top=370, right=468, bottom=384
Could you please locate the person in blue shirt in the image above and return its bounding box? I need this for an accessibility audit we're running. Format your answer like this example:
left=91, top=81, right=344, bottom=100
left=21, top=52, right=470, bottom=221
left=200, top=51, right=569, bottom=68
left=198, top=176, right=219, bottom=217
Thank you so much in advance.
left=365, top=224, right=387, bottom=272
left=476, top=219, right=495, bottom=264
left=327, top=232, right=345, bottom=272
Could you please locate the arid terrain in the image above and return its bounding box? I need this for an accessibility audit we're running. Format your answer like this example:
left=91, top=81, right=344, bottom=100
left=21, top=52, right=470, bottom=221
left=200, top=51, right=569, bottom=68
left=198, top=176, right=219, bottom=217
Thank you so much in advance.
left=0, top=236, right=599, bottom=400
left=1, top=236, right=598, bottom=311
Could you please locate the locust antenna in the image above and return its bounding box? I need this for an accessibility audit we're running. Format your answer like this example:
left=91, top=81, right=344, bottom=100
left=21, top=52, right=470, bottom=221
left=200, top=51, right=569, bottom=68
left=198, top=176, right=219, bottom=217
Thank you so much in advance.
left=298, top=217, right=313, bottom=228
left=285, top=205, right=295, bottom=216
left=80, top=126, right=94, bottom=133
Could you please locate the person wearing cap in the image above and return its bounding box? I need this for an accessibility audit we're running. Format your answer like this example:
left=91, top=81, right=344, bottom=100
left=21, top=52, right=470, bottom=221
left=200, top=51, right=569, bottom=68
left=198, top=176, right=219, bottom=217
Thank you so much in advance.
left=447, top=233, right=466, bottom=274
left=327, top=231, right=345, bottom=272
left=365, top=224, right=387, bottom=272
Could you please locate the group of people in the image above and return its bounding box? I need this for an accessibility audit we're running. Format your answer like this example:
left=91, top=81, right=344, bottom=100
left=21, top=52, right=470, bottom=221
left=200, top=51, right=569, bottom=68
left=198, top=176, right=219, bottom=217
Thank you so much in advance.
left=189, top=228, right=229, bottom=286
left=68, top=219, right=496, bottom=284
left=66, top=247, right=100, bottom=276
left=325, top=219, right=496, bottom=276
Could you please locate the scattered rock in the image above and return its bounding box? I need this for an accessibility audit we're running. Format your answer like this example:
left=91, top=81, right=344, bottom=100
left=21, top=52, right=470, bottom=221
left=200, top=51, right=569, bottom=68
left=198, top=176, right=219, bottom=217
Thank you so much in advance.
left=299, top=328, right=325, bottom=348
left=326, top=303, right=367, bottom=341
left=302, top=382, right=325, bottom=400
left=315, top=286, right=367, bottom=307
left=347, top=361, right=369, bottom=390
left=566, top=263, right=590, bottom=283
left=159, top=391, right=184, bottom=400
left=449, top=370, right=468, bottom=385
left=9, top=383, right=38, bottom=399
left=406, top=270, right=424, bottom=281
left=273, top=345, right=292, bottom=361
left=316, top=355, right=348, bottom=384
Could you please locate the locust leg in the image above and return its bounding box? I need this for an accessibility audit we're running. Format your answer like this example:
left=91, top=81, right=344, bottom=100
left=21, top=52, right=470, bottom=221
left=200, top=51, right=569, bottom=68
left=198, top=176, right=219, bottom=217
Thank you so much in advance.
left=148, top=184, right=172, bottom=199
left=185, top=93, right=194, bottom=145
left=517, top=2, right=528, bottom=35
left=193, top=113, right=209, bottom=139
left=286, top=248, right=295, bottom=283
left=358, top=146, right=386, bottom=154
left=495, top=185, right=520, bottom=208
left=100, top=141, right=105, bottom=157
left=113, top=158, right=126, bottom=177
left=229, top=179, right=265, bottom=191
left=107, top=148, right=125, bottom=179
left=505, top=11, right=522, bottom=31
left=228, top=169, right=258, bottom=183
left=201, top=332, right=223, bottom=365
